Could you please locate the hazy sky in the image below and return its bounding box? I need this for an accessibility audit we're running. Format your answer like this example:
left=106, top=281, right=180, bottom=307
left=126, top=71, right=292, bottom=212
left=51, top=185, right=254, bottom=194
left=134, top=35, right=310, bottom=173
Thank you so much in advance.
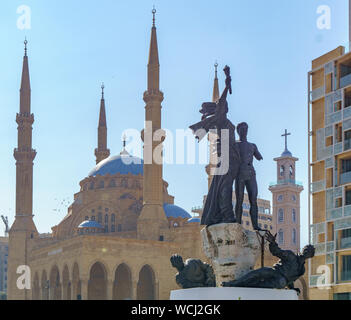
left=0, top=0, right=348, bottom=246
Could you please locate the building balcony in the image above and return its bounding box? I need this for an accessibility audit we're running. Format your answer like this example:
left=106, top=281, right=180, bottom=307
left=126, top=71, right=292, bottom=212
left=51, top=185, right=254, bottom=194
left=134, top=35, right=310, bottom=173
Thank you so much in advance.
left=340, top=237, right=351, bottom=249
left=340, top=171, right=351, bottom=185
left=345, top=139, right=351, bottom=152
left=341, top=73, right=351, bottom=88
left=269, top=179, right=303, bottom=187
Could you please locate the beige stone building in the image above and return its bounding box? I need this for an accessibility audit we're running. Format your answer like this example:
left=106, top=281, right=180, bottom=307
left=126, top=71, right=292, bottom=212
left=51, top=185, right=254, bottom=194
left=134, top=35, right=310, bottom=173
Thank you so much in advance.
left=8, top=13, right=206, bottom=301
left=308, top=45, right=351, bottom=300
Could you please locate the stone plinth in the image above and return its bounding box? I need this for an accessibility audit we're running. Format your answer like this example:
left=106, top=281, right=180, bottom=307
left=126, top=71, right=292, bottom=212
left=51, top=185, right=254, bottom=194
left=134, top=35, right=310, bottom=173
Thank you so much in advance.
left=201, top=223, right=260, bottom=286
left=170, top=287, right=298, bottom=300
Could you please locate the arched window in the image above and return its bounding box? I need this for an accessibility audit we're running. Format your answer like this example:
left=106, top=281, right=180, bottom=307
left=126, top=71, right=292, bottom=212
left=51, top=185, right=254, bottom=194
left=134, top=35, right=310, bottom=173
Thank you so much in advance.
left=111, top=214, right=115, bottom=223
left=104, top=225, right=108, bottom=233
left=280, top=165, right=285, bottom=177
left=292, top=209, right=296, bottom=223
left=289, top=165, right=294, bottom=177
left=292, top=228, right=297, bottom=244
left=278, top=209, right=284, bottom=223
left=98, top=212, right=102, bottom=223
left=104, top=214, right=108, bottom=223
left=278, top=229, right=284, bottom=244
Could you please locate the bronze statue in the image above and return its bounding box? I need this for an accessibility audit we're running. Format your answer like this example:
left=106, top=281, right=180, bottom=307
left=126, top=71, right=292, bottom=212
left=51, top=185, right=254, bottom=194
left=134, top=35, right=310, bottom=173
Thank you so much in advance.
left=222, top=231, right=315, bottom=294
left=190, top=65, right=240, bottom=226
left=234, top=122, right=263, bottom=230
left=170, top=254, right=216, bottom=289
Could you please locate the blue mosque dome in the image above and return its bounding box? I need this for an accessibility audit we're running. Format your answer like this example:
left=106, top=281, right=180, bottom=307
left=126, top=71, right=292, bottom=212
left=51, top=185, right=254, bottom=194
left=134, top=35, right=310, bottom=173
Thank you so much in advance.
left=187, top=217, right=201, bottom=223
left=163, top=203, right=192, bottom=219
left=78, top=220, right=104, bottom=229
left=88, top=152, right=143, bottom=177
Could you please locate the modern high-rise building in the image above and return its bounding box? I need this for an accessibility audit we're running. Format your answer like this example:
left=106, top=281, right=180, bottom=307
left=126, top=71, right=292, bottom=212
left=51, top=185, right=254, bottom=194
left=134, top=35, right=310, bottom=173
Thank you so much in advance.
left=308, top=33, right=351, bottom=299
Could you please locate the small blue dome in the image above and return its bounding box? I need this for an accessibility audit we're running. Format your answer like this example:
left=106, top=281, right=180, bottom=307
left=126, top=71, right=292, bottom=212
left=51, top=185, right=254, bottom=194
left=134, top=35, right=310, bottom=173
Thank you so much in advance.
left=78, top=220, right=104, bottom=229
left=187, top=217, right=201, bottom=224
left=88, top=154, right=143, bottom=177
left=163, top=203, right=191, bottom=219
left=281, top=149, right=292, bottom=157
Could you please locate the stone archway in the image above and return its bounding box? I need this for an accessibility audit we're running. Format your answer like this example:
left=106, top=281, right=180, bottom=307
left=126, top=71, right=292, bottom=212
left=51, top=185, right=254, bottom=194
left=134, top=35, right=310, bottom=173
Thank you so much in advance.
left=113, top=263, right=132, bottom=300
left=49, top=265, right=62, bottom=300
left=41, top=270, right=49, bottom=300
left=88, top=262, right=107, bottom=300
left=137, top=265, right=156, bottom=300
left=62, top=265, right=71, bottom=300
left=32, top=272, right=40, bottom=300
left=72, top=263, right=81, bottom=300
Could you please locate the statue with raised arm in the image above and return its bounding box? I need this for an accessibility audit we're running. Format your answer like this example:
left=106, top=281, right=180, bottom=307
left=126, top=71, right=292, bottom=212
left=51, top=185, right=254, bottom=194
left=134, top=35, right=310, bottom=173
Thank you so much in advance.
left=189, top=65, right=240, bottom=226
left=234, top=122, right=263, bottom=231
left=222, top=231, right=315, bottom=294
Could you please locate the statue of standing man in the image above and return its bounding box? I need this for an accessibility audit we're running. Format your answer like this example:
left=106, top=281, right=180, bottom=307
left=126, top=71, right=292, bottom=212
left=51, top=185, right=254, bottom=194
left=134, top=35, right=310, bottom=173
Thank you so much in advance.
left=235, top=122, right=263, bottom=231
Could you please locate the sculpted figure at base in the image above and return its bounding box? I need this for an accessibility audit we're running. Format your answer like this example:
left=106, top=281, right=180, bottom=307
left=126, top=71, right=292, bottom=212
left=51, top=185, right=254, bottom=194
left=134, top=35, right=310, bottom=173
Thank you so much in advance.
left=222, top=231, right=315, bottom=294
left=234, top=122, right=263, bottom=230
left=189, top=65, right=240, bottom=226
left=170, top=254, right=216, bottom=289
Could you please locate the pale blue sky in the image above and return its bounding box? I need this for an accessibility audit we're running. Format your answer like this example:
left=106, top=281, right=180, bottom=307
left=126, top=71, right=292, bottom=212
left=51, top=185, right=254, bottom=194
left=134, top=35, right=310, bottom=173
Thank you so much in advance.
left=0, top=0, right=348, bottom=246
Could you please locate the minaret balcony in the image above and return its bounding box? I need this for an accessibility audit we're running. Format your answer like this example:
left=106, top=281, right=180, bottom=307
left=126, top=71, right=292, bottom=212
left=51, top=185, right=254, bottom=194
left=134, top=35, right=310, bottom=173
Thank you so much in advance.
left=16, top=112, right=34, bottom=124
left=143, top=90, right=164, bottom=103
left=14, top=148, right=37, bottom=161
left=269, top=179, right=303, bottom=187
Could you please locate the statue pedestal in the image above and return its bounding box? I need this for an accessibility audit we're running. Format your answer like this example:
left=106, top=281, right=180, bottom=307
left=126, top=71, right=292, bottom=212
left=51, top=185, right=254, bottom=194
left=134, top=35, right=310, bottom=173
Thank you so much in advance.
left=170, top=287, right=298, bottom=300
left=201, top=223, right=261, bottom=286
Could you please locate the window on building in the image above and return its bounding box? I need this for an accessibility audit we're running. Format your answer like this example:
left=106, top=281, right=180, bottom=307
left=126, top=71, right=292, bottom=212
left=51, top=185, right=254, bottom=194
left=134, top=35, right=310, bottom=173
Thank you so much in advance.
left=98, top=181, right=104, bottom=189
left=278, top=229, right=284, bottom=244
left=91, top=216, right=95, bottom=221
left=104, top=214, right=108, bottom=223
left=111, top=224, right=115, bottom=232
left=98, top=213, right=102, bottom=223
left=109, top=179, right=116, bottom=188
left=117, top=224, right=122, bottom=232
left=292, top=228, right=297, bottom=244
left=85, top=216, right=89, bottom=221
left=280, top=165, right=285, bottom=177
left=159, top=235, right=164, bottom=241
left=341, top=255, right=351, bottom=281
left=111, top=214, right=115, bottom=223
left=278, top=209, right=284, bottom=223
left=289, top=165, right=294, bottom=177
left=346, top=190, right=351, bottom=206
left=292, top=209, right=296, bottom=223
left=278, top=195, right=283, bottom=202
left=104, top=225, right=108, bottom=233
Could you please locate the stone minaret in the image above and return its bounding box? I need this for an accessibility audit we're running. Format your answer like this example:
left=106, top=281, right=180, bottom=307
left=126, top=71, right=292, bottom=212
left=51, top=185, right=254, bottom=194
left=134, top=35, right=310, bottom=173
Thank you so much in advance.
left=94, top=83, right=110, bottom=164
left=205, top=63, right=220, bottom=190
left=8, top=40, right=38, bottom=300
left=269, top=130, right=303, bottom=253
left=137, top=9, right=168, bottom=240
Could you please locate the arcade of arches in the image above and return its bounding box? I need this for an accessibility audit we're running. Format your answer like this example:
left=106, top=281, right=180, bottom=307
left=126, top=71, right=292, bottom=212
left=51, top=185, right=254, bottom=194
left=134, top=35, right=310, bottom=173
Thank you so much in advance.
left=32, top=262, right=157, bottom=300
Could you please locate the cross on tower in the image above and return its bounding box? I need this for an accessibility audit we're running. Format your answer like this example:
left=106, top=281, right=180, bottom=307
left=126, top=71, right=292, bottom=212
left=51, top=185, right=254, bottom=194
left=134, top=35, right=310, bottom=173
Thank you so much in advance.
left=282, top=129, right=291, bottom=151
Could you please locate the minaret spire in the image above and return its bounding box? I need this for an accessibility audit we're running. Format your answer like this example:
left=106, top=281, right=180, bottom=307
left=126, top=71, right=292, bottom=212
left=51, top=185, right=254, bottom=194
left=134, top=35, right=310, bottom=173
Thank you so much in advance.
left=212, top=62, right=220, bottom=102
left=138, top=8, right=168, bottom=241
left=95, top=83, right=110, bottom=164
left=148, top=7, right=160, bottom=91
